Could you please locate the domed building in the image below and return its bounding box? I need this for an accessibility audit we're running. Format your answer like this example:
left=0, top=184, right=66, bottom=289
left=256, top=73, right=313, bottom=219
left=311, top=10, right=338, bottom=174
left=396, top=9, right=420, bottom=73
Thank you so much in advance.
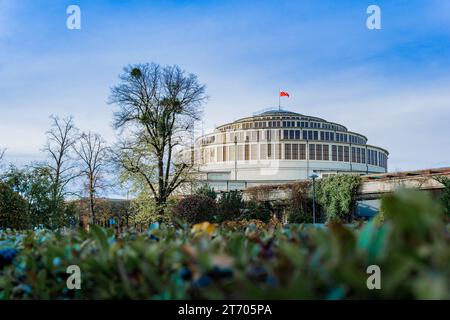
left=183, top=109, right=388, bottom=191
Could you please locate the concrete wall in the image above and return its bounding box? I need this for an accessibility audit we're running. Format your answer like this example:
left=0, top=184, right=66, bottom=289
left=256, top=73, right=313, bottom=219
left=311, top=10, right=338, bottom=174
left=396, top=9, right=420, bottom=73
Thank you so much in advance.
left=202, top=159, right=385, bottom=184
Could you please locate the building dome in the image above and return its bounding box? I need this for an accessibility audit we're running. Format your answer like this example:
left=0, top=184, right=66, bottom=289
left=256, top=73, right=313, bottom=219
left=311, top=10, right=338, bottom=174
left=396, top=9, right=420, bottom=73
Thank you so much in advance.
left=183, top=108, right=388, bottom=191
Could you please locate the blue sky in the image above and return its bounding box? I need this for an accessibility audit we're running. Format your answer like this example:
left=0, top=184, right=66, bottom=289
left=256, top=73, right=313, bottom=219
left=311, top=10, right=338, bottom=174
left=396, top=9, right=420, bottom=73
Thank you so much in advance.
left=1, top=0, right=450, bottom=172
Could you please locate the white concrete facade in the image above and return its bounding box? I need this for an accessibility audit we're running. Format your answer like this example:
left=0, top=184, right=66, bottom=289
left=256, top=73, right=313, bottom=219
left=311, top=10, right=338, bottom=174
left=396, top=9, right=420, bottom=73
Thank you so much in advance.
left=183, top=109, right=388, bottom=191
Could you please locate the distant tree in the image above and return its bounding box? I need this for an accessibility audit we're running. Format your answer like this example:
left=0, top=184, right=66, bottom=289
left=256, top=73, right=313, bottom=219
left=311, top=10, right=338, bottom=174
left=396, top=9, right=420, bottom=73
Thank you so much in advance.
left=93, top=199, right=113, bottom=227
left=74, top=131, right=110, bottom=224
left=35, top=115, right=80, bottom=227
left=109, top=199, right=132, bottom=231
left=109, top=63, right=207, bottom=213
left=0, top=182, right=29, bottom=230
left=1, top=165, right=76, bottom=229
left=0, top=148, right=5, bottom=173
left=43, top=115, right=79, bottom=201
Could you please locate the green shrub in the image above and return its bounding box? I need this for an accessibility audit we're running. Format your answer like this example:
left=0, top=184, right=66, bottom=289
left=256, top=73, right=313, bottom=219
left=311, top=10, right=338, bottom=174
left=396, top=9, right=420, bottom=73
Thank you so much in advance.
left=434, top=176, right=450, bottom=219
left=316, top=174, right=361, bottom=222
left=288, top=209, right=312, bottom=224
left=0, top=183, right=29, bottom=230
left=217, top=190, right=244, bottom=222
left=381, top=189, right=444, bottom=240
left=287, top=181, right=313, bottom=224
left=243, top=200, right=271, bottom=222
left=130, top=192, right=174, bottom=227
left=0, top=190, right=448, bottom=299
left=194, top=184, right=217, bottom=200
left=173, top=195, right=217, bottom=224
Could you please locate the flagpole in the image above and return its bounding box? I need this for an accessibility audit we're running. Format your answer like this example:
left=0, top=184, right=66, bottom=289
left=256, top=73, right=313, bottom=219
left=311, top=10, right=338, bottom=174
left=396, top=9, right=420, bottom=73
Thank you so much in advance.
left=278, top=88, right=281, bottom=111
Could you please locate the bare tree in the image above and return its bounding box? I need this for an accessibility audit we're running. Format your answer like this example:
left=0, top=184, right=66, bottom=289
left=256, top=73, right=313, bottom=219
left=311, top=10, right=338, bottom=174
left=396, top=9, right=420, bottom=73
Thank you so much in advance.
left=43, top=115, right=79, bottom=200
left=109, top=63, right=207, bottom=213
left=0, top=148, right=5, bottom=174
left=74, top=131, right=110, bottom=224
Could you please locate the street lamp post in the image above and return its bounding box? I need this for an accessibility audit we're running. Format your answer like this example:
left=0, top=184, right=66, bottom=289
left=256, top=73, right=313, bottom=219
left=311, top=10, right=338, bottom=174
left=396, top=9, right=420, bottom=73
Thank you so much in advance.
left=309, top=173, right=319, bottom=224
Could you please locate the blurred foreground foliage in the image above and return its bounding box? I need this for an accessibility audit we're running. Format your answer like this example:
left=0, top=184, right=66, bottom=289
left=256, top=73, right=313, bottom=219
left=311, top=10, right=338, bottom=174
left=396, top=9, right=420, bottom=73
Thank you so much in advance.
left=0, top=190, right=449, bottom=299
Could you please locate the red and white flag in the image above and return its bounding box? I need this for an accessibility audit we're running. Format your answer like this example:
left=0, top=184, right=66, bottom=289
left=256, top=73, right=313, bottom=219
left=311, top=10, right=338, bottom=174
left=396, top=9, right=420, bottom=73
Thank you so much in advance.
left=280, top=90, right=290, bottom=97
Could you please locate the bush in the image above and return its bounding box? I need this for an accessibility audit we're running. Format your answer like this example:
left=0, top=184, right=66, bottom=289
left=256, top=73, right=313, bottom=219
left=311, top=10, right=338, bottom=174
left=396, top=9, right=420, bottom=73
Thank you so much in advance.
left=435, top=176, right=450, bottom=219
left=244, top=200, right=272, bottom=223
left=220, top=219, right=268, bottom=231
left=316, top=174, right=361, bottom=222
left=0, top=193, right=450, bottom=300
left=216, top=190, right=244, bottom=222
left=288, top=209, right=312, bottom=224
left=286, top=181, right=313, bottom=224
left=0, top=190, right=448, bottom=299
left=381, top=189, right=444, bottom=240
left=130, top=192, right=174, bottom=227
left=194, top=184, right=217, bottom=200
left=0, top=183, right=29, bottom=230
left=173, top=195, right=217, bottom=224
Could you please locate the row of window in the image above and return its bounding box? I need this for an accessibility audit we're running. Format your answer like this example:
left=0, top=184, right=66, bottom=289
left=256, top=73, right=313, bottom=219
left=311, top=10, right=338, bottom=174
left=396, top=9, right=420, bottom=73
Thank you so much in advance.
left=191, top=143, right=387, bottom=169
left=282, top=130, right=366, bottom=144
left=202, top=129, right=367, bottom=146
left=369, top=149, right=388, bottom=168
left=243, top=120, right=344, bottom=131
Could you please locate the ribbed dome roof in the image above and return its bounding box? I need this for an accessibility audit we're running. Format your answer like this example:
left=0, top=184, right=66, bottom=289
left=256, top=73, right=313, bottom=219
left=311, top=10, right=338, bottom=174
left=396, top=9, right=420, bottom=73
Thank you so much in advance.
left=257, top=109, right=300, bottom=116
left=252, top=108, right=327, bottom=123
left=215, top=108, right=353, bottom=134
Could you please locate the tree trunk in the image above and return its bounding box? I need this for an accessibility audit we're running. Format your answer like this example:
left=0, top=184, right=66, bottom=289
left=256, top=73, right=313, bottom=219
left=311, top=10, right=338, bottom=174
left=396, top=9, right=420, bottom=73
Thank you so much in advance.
left=89, top=178, right=96, bottom=225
